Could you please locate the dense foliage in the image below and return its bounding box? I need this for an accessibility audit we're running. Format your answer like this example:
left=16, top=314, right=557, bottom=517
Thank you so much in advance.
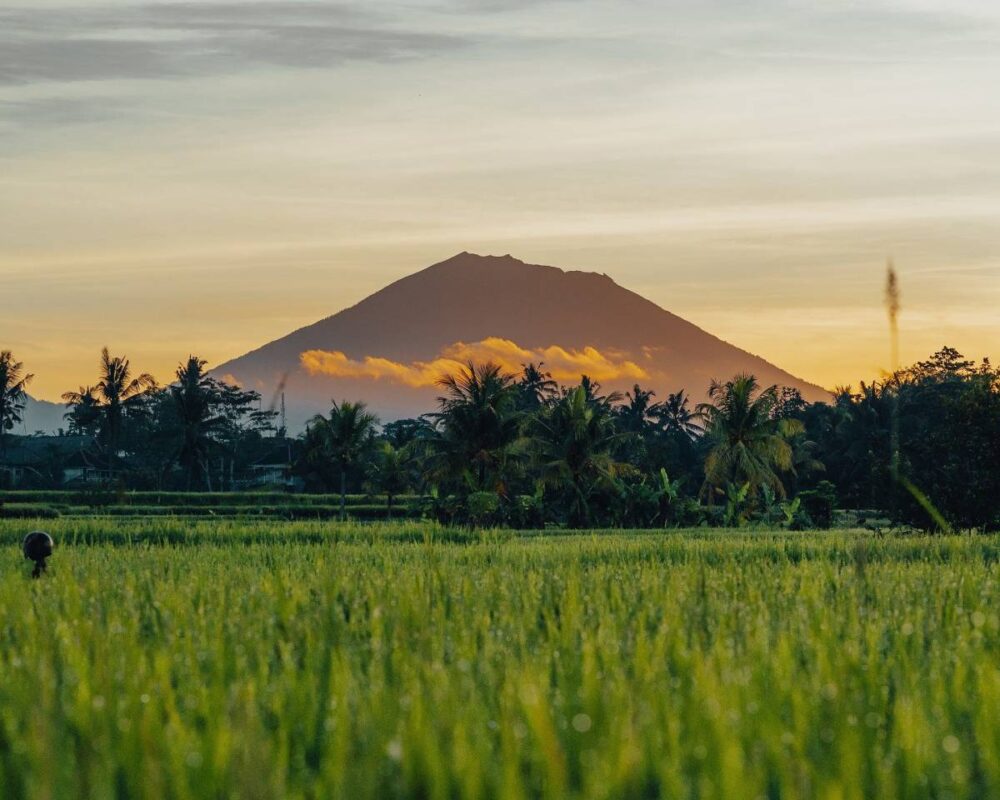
left=0, top=350, right=32, bottom=459
left=3, top=345, right=999, bottom=530
left=1, top=520, right=998, bottom=799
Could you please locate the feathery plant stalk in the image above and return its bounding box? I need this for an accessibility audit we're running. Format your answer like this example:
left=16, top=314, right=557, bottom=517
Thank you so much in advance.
left=883, top=264, right=952, bottom=532
left=886, top=260, right=902, bottom=487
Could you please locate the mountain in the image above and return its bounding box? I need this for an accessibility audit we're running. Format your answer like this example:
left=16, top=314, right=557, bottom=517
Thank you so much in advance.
left=212, top=252, right=829, bottom=429
left=19, top=395, right=66, bottom=435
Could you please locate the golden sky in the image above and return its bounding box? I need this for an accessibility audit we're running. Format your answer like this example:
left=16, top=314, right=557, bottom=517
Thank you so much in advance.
left=3, top=0, right=1000, bottom=400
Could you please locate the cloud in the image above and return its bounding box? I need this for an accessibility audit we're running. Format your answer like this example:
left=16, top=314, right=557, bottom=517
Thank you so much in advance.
left=0, top=2, right=468, bottom=85
left=300, top=337, right=648, bottom=388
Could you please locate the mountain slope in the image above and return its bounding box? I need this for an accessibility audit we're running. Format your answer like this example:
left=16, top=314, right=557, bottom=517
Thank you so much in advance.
left=19, top=395, right=66, bottom=434
left=212, top=252, right=828, bottom=428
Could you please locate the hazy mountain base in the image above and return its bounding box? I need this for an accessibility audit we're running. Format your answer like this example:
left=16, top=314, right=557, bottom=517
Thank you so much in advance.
left=18, top=395, right=65, bottom=435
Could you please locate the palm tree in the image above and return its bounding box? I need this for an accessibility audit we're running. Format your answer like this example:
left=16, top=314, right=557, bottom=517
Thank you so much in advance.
left=651, top=390, right=701, bottom=439
left=516, top=362, right=558, bottom=411
left=62, top=348, right=156, bottom=474
left=423, top=362, right=523, bottom=495
left=62, top=386, right=102, bottom=436
left=0, top=351, right=33, bottom=461
left=171, top=356, right=223, bottom=490
left=617, top=384, right=657, bottom=434
left=530, top=385, right=630, bottom=527
left=368, top=441, right=413, bottom=519
left=309, top=400, right=379, bottom=520
left=697, top=374, right=794, bottom=501
left=574, top=375, right=623, bottom=409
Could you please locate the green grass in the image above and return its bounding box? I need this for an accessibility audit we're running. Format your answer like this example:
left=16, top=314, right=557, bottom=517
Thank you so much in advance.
left=0, top=520, right=997, bottom=799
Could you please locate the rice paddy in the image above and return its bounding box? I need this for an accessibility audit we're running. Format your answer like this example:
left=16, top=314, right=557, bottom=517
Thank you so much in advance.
left=0, top=520, right=997, bottom=799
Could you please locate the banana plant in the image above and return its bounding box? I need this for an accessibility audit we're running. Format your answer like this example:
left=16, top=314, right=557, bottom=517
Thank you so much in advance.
left=780, top=497, right=801, bottom=528
left=723, top=481, right=751, bottom=527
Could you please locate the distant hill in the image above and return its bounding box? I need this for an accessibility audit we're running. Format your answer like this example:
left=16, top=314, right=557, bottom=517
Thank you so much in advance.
left=19, top=395, right=66, bottom=435
left=212, top=252, right=829, bottom=430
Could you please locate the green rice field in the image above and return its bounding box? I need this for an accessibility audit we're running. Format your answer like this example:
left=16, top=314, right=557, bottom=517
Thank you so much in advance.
left=1, top=519, right=997, bottom=799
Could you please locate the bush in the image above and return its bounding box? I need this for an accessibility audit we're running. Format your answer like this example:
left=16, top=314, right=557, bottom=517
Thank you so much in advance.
left=798, top=481, right=837, bottom=529
left=467, top=492, right=501, bottom=526
left=505, top=493, right=545, bottom=529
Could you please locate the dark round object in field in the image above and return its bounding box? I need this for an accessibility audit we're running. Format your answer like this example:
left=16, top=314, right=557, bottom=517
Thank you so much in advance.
left=23, top=531, right=54, bottom=578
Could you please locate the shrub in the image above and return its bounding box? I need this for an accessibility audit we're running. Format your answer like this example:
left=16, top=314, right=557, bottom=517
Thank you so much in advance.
left=798, top=481, right=837, bottom=529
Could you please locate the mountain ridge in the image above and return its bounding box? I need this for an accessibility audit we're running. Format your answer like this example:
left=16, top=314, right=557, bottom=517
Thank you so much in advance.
left=212, top=252, right=828, bottom=429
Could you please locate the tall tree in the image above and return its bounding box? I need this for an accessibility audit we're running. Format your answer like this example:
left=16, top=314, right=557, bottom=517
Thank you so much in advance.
left=516, top=362, right=558, bottom=412
left=213, top=381, right=276, bottom=490
left=617, top=384, right=657, bottom=435
left=62, top=348, right=156, bottom=474
left=170, top=356, right=222, bottom=490
left=308, top=400, right=379, bottom=520
left=368, top=442, right=414, bottom=519
left=423, top=362, right=523, bottom=495
left=646, top=389, right=703, bottom=486
left=63, top=386, right=102, bottom=437
left=0, top=351, right=33, bottom=460
left=530, top=385, right=629, bottom=527
left=697, top=374, right=795, bottom=502
left=574, top=375, right=623, bottom=410
left=651, top=390, right=702, bottom=439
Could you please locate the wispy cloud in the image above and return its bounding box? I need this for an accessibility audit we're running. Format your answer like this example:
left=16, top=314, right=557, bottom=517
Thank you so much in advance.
left=0, top=2, right=468, bottom=85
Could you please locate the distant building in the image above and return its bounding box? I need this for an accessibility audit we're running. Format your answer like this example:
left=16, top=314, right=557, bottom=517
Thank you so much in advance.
left=237, top=440, right=301, bottom=490
left=0, top=435, right=102, bottom=487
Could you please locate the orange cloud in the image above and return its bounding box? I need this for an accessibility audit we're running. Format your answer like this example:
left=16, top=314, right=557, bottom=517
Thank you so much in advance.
left=300, top=337, right=648, bottom=387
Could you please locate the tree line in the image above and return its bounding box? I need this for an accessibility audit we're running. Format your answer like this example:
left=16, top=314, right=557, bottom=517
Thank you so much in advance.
left=2, top=345, right=999, bottom=531
left=0, top=349, right=279, bottom=491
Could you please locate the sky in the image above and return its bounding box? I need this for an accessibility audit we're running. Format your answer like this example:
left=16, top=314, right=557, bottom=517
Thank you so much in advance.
left=3, top=0, right=1000, bottom=401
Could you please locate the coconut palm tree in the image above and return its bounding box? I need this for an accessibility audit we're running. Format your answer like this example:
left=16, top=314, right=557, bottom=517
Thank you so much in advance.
left=530, top=385, right=630, bottom=527
left=697, top=374, right=794, bottom=501
left=62, top=386, right=102, bottom=436
left=309, top=400, right=379, bottom=520
left=62, top=348, right=156, bottom=474
left=574, top=375, right=623, bottom=410
left=516, top=362, right=558, bottom=411
left=368, top=441, right=414, bottom=519
left=651, top=390, right=702, bottom=440
left=0, top=351, right=33, bottom=460
left=171, top=356, right=223, bottom=490
left=423, top=362, right=523, bottom=495
left=617, top=384, right=657, bottom=434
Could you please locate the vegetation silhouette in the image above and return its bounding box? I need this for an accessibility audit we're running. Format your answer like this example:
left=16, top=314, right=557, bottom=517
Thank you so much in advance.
left=4, top=337, right=1000, bottom=531
left=0, top=350, right=33, bottom=462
